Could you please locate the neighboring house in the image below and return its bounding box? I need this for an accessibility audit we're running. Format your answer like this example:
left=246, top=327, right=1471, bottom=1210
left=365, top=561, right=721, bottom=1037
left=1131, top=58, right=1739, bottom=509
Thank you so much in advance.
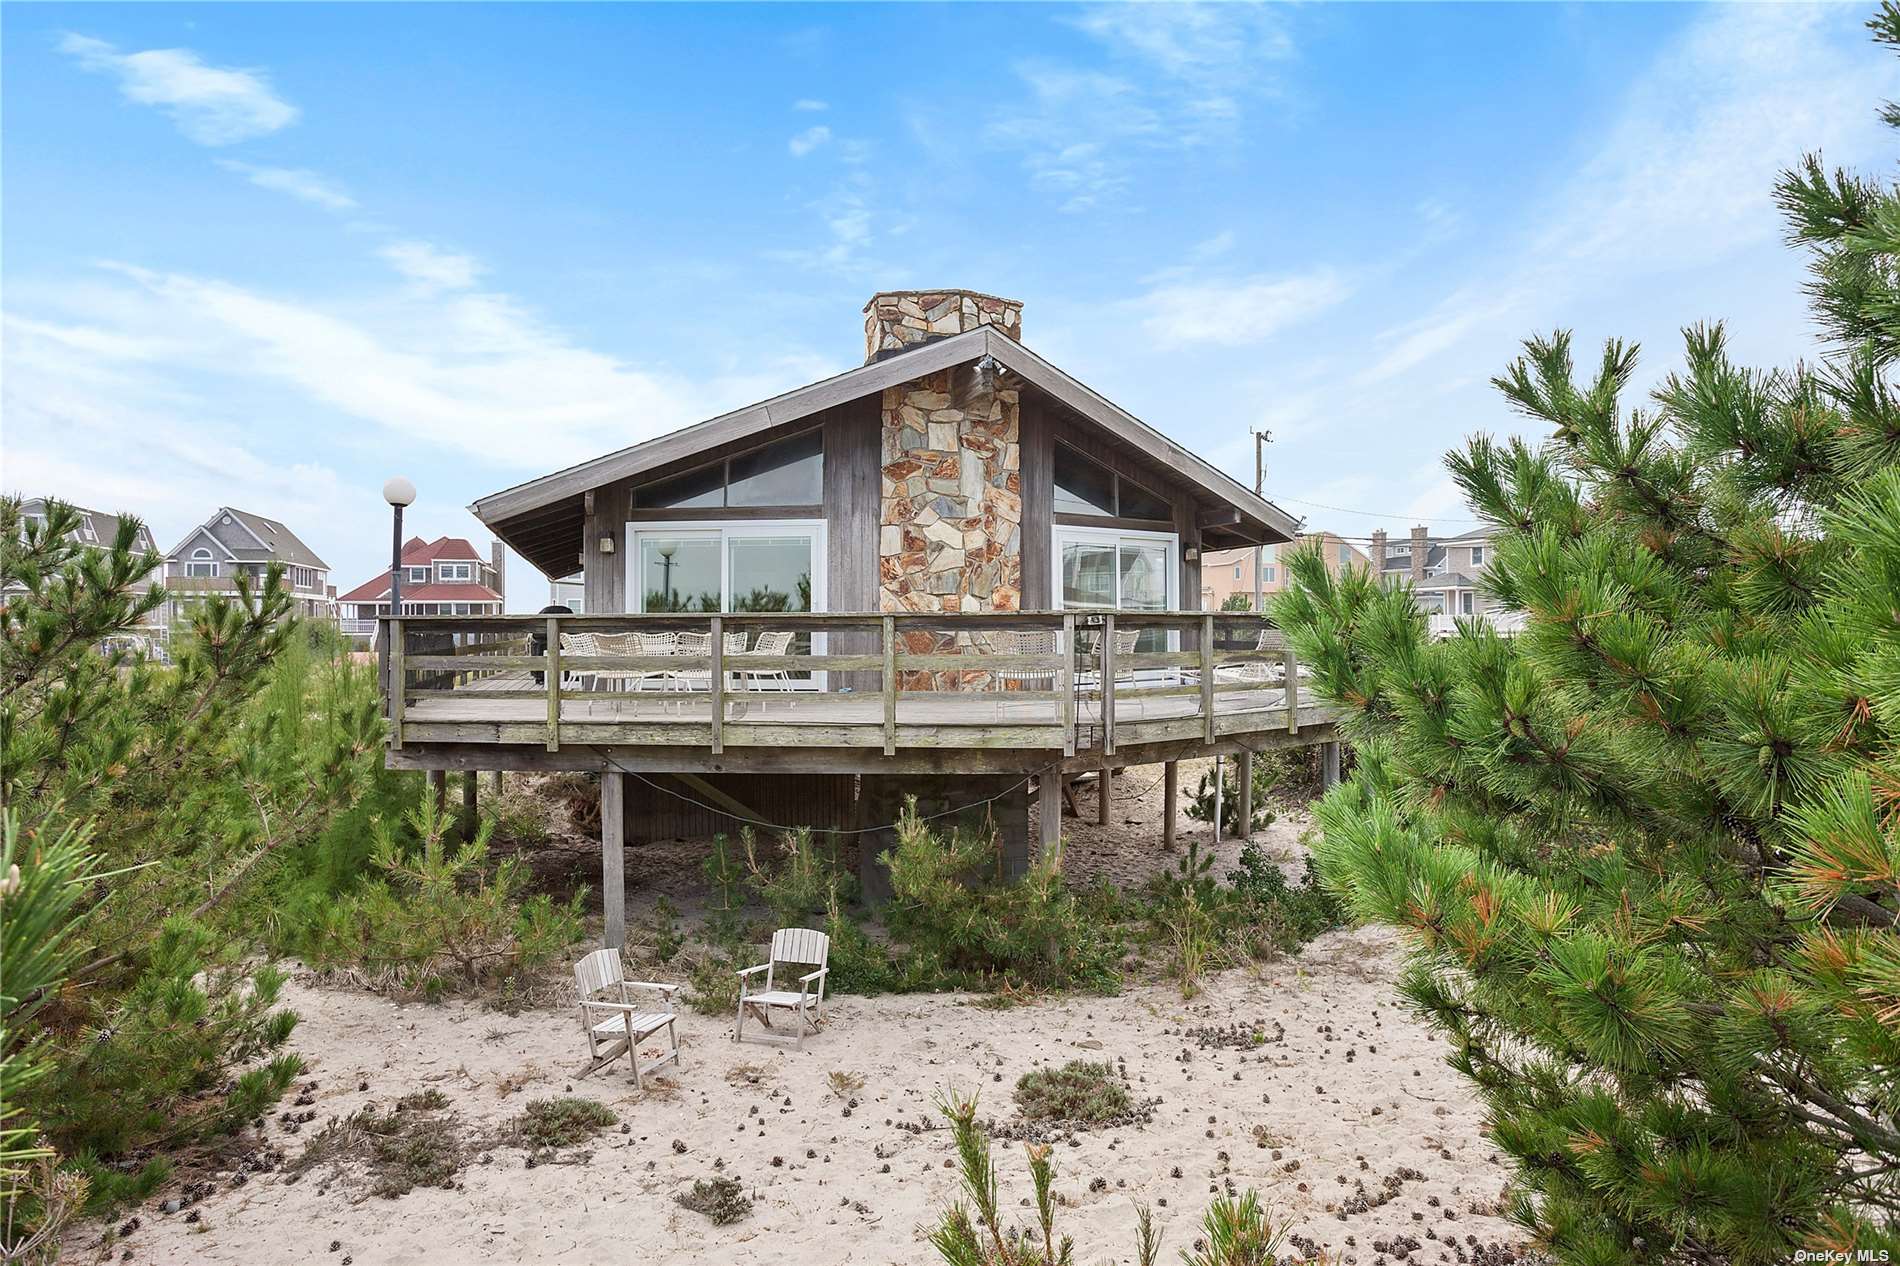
left=163, top=507, right=334, bottom=625
left=473, top=288, right=1298, bottom=627
left=12, top=497, right=168, bottom=639
left=1371, top=525, right=1522, bottom=635
left=337, top=536, right=507, bottom=641
left=1200, top=532, right=1369, bottom=610
left=548, top=573, right=584, bottom=612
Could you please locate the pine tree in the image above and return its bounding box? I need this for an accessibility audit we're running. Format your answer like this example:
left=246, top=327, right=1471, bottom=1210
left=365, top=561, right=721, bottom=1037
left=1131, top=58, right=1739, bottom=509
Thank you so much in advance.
left=1274, top=8, right=1900, bottom=1261
left=0, top=496, right=382, bottom=1227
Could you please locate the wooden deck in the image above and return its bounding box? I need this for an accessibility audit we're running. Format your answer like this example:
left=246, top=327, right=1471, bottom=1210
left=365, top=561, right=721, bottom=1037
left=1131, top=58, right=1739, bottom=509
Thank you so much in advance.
left=381, top=611, right=1340, bottom=775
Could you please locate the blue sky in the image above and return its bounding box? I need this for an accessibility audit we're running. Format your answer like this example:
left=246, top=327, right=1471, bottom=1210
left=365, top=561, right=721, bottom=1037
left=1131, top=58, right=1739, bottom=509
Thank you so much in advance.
left=4, top=2, right=1892, bottom=605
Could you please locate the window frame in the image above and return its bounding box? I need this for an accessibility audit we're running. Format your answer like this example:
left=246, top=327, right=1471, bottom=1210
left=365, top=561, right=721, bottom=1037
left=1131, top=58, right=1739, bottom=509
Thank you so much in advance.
left=185, top=547, right=217, bottom=579
left=631, top=427, right=825, bottom=512
left=1052, top=441, right=1176, bottom=524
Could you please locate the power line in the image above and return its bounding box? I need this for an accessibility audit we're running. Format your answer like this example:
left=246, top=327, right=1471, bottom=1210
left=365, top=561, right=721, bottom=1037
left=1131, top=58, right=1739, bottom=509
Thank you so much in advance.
left=1280, top=497, right=1483, bottom=526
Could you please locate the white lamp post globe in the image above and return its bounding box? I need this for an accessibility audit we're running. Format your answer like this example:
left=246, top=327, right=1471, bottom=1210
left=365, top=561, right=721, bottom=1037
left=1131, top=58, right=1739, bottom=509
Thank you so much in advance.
left=382, top=476, right=417, bottom=508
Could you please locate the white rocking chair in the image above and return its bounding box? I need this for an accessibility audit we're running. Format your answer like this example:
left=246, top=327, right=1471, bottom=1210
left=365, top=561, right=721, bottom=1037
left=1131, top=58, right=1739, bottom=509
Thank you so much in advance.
left=734, top=928, right=830, bottom=1048
left=573, top=947, right=682, bottom=1086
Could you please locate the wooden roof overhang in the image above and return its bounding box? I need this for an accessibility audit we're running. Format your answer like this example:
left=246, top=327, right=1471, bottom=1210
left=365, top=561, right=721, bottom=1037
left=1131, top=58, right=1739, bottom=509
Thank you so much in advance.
left=474, top=327, right=1301, bottom=578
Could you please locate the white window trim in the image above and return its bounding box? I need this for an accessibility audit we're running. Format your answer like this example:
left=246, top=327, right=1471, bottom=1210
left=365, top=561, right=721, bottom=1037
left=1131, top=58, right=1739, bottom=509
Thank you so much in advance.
left=185, top=547, right=217, bottom=578
left=624, top=518, right=828, bottom=688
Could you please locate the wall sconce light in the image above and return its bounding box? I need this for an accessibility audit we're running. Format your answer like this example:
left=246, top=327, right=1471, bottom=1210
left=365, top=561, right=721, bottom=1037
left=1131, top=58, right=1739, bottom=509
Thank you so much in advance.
left=598, top=536, right=616, bottom=554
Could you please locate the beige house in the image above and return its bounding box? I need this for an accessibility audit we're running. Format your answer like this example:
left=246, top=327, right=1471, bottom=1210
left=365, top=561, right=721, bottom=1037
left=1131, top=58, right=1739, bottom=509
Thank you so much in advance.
left=1200, top=532, right=1369, bottom=610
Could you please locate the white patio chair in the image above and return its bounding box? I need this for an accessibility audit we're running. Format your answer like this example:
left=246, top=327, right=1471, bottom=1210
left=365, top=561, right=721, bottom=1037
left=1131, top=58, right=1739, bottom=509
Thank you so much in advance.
left=735, top=629, right=794, bottom=691
left=558, top=631, right=599, bottom=692
left=983, top=628, right=1060, bottom=691
left=734, top=928, right=830, bottom=1048
left=1220, top=627, right=1287, bottom=685
left=629, top=630, right=678, bottom=692
left=573, top=947, right=682, bottom=1086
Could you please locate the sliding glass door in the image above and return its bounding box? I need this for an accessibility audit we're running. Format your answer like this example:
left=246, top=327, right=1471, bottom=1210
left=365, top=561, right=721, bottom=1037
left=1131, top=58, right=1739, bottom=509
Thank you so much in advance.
left=1054, top=525, right=1178, bottom=654
left=627, top=520, right=827, bottom=686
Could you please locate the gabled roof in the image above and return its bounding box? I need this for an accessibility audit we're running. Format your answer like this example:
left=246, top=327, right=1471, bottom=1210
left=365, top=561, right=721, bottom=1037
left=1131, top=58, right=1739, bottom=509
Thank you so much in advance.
left=472, top=327, right=1299, bottom=577
left=170, top=508, right=329, bottom=571
left=19, top=497, right=160, bottom=556
left=345, top=537, right=491, bottom=600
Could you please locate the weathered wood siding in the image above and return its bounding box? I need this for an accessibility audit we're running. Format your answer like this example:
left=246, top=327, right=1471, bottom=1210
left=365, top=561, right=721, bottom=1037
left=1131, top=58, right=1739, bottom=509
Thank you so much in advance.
left=1020, top=394, right=1054, bottom=608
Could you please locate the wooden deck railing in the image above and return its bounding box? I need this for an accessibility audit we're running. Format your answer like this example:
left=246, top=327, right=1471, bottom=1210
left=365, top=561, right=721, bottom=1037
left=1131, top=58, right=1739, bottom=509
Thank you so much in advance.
left=380, top=610, right=1310, bottom=756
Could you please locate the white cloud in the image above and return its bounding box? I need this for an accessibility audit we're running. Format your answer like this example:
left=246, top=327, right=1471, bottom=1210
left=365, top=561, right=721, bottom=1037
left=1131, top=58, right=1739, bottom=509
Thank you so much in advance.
left=793, top=98, right=829, bottom=112
left=59, top=34, right=298, bottom=145
left=788, top=124, right=832, bottom=157
left=379, top=240, right=483, bottom=291
left=215, top=160, right=356, bottom=211
left=989, top=4, right=1295, bottom=210
left=1141, top=270, right=1350, bottom=348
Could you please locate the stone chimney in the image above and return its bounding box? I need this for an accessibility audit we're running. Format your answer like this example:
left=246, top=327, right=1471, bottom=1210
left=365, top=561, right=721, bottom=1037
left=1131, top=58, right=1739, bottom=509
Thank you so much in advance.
left=1410, top=525, right=1429, bottom=584
left=491, top=541, right=506, bottom=605
left=1369, top=529, right=1386, bottom=578
left=864, top=290, right=1023, bottom=363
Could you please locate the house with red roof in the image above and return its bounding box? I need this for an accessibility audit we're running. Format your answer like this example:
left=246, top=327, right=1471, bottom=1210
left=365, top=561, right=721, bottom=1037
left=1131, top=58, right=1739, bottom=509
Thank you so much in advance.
left=338, top=536, right=506, bottom=642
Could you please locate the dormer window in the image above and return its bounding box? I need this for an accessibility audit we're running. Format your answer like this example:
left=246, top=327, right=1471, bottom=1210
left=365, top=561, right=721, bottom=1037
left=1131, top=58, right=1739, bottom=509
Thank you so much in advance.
left=408, top=566, right=430, bottom=583
left=437, top=562, right=473, bottom=582
left=185, top=548, right=216, bottom=578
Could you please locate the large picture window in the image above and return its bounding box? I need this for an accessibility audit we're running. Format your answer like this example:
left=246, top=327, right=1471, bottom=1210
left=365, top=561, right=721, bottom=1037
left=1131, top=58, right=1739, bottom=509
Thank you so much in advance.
left=634, top=429, right=823, bottom=510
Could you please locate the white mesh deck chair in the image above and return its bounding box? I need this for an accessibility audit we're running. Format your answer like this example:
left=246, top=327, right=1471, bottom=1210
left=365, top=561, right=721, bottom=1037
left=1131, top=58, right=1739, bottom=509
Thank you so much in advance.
left=558, top=631, right=599, bottom=692
left=1220, top=627, right=1288, bottom=685
left=574, top=948, right=681, bottom=1085
left=733, top=629, right=793, bottom=691
left=983, top=628, right=1060, bottom=691
left=734, top=928, right=830, bottom=1048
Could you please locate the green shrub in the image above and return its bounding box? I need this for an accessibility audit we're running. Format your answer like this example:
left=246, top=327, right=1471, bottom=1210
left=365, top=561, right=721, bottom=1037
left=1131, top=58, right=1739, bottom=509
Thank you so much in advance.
left=297, top=793, right=585, bottom=997
left=504, top=1097, right=617, bottom=1150
left=675, top=1174, right=752, bottom=1225
left=1013, top=1061, right=1129, bottom=1125
left=879, top=805, right=1123, bottom=992
left=292, top=1093, right=468, bottom=1199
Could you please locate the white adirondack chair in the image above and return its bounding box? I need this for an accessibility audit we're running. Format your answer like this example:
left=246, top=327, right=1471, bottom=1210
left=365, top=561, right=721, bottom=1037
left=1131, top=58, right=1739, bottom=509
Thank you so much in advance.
left=573, top=947, right=682, bottom=1086
left=734, top=928, right=830, bottom=1048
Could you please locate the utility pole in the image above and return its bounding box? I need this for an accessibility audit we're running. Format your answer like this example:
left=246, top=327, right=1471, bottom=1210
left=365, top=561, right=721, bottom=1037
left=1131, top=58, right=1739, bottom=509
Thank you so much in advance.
left=1252, top=429, right=1271, bottom=613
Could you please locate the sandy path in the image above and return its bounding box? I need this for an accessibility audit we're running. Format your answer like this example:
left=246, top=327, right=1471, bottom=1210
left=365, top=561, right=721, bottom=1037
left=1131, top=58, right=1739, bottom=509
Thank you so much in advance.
left=88, top=920, right=1521, bottom=1266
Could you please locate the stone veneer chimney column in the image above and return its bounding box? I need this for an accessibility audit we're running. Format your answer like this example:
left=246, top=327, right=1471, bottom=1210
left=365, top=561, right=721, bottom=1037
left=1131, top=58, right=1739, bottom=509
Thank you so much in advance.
left=1410, top=525, right=1429, bottom=584
left=864, top=290, right=1023, bottom=363
left=872, top=291, right=1024, bottom=634
left=1369, top=529, right=1386, bottom=579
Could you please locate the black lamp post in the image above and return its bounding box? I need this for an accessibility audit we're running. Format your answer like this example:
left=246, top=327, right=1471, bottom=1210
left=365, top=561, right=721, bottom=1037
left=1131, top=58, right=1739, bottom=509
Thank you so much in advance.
left=381, top=476, right=416, bottom=714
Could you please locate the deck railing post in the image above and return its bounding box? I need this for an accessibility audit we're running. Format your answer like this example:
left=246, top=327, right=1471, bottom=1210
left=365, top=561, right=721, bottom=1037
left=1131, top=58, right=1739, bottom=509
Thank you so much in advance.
left=1101, top=613, right=1116, bottom=756
left=1284, top=639, right=1299, bottom=734
left=545, top=615, right=561, bottom=752
left=1200, top=614, right=1216, bottom=743
left=388, top=618, right=405, bottom=750
left=1059, top=612, right=1076, bottom=757
left=709, top=614, right=725, bottom=755
left=881, top=615, right=897, bottom=756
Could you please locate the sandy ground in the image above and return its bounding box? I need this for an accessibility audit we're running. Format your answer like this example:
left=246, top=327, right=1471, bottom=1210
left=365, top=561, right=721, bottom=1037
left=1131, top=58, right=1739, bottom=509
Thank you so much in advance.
left=77, top=763, right=1528, bottom=1266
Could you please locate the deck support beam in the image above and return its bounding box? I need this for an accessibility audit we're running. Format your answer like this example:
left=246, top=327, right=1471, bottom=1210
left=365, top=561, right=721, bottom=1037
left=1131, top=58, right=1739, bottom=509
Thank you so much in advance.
left=1097, top=765, right=1111, bottom=825
left=1322, top=740, right=1342, bottom=791
left=1162, top=760, right=1178, bottom=850
left=601, top=769, right=626, bottom=950
left=1038, top=769, right=1062, bottom=866
left=427, top=769, right=446, bottom=817
left=1237, top=750, right=1254, bottom=842
left=461, top=770, right=478, bottom=837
